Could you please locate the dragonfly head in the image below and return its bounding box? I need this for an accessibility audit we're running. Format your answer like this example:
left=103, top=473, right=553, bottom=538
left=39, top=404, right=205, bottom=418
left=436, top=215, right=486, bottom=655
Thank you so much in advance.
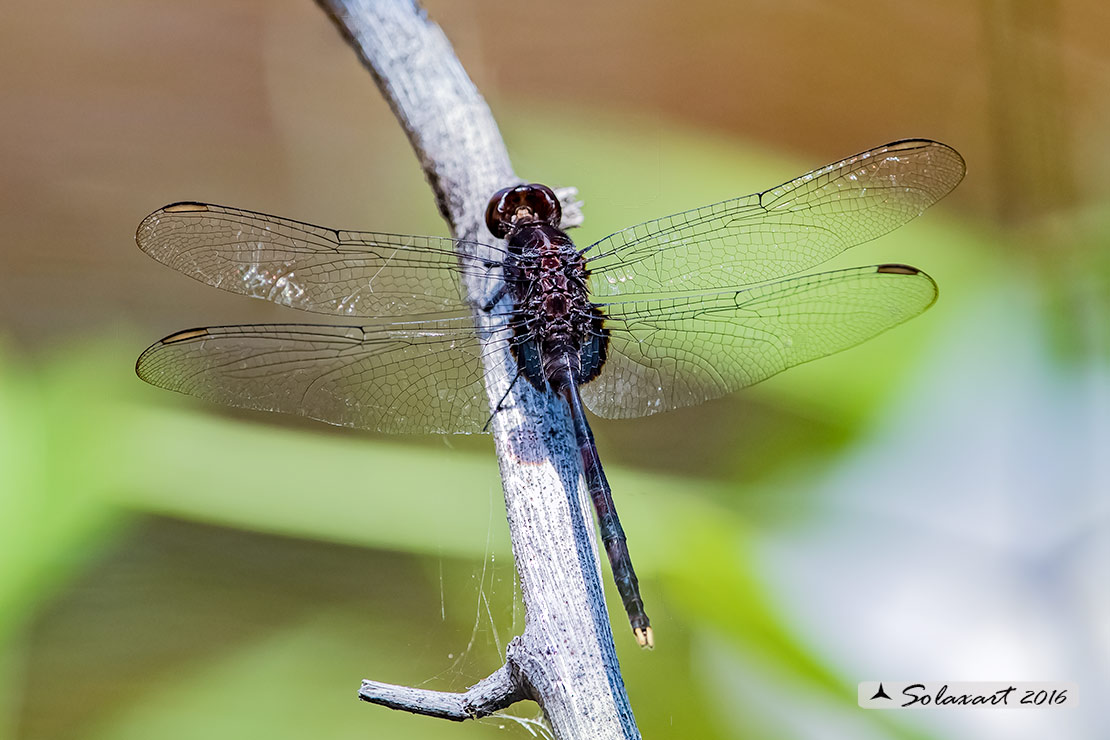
left=485, top=183, right=562, bottom=238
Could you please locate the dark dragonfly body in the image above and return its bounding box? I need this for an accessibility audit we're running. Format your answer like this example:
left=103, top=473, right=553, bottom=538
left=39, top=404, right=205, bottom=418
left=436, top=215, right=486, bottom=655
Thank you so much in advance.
left=134, top=140, right=966, bottom=648
left=487, top=183, right=649, bottom=645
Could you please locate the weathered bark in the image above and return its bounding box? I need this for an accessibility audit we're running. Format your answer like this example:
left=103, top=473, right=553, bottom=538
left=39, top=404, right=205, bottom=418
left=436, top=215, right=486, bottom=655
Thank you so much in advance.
left=312, top=1, right=640, bottom=737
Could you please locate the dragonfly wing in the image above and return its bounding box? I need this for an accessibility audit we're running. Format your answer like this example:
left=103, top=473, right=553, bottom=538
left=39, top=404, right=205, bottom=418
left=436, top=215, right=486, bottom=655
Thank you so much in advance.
left=581, top=264, right=937, bottom=419
left=585, top=140, right=964, bottom=298
left=137, top=202, right=507, bottom=317
left=135, top=316, right=511, bottom=434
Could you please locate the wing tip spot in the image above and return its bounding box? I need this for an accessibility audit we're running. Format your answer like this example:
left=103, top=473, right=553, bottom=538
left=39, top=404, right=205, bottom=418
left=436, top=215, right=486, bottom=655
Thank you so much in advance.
left=875, top=263, right=920, bottom=275
left=163, top=202, right=210, bottom=213
left=162, top=327, right=210, bottom=344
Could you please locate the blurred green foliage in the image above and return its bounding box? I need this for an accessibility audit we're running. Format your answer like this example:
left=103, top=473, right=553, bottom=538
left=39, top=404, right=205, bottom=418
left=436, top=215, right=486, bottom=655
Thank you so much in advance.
left=4, top=106, right=1084, bottom=740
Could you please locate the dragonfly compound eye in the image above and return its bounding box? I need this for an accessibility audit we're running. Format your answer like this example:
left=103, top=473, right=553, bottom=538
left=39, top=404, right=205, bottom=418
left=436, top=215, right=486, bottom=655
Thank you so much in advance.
left=485, top=183, right=562, bottom=238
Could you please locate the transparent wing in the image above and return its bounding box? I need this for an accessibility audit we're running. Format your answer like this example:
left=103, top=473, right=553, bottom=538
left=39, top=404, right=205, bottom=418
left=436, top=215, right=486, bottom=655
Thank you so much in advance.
left=581, top=264, right=937, bottom=419
left=585, top=140, right=964, bottom=298
left=137, top=202, right=508, bottom=317
left=135, top=315, right=517, bottom=434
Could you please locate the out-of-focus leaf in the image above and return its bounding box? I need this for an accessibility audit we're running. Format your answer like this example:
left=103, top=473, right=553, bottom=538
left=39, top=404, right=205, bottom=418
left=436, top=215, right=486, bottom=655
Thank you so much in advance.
left=4, top=334, right=925, bottom=738
left=0, top=342, right=126, bottom=646
left=82, top=609, right=500, bottom=740
left=621, top=483, right=938, bottom=740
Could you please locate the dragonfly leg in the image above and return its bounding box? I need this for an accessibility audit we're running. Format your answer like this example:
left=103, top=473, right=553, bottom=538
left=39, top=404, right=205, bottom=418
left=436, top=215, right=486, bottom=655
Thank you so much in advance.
left=483, top=368, right=523, bottom=432
left=480, top=282, right=510, bottom=312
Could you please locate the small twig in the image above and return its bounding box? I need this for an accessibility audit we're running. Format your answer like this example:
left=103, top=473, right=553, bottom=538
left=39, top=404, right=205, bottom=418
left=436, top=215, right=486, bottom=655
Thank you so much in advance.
left=358, top=659, right=524, bottom=721
left=312, top=1, right=640, bottom=738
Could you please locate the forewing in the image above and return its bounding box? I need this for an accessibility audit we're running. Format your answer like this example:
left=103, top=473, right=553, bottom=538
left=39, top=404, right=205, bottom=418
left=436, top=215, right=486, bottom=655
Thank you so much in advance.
left=137, top=203, right=506, bottom=317
left=585, top=140, right=964, bottom=298
left=135, top=317, right=508, bottom=434
left=581, top=264, right=937, bottom=418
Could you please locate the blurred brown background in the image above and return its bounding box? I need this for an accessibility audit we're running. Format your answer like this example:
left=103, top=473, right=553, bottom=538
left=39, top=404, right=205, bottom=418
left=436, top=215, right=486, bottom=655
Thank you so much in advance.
left=3, top=0, right=1106, bottom=345
left=2, top=1, right=1107, bottom=739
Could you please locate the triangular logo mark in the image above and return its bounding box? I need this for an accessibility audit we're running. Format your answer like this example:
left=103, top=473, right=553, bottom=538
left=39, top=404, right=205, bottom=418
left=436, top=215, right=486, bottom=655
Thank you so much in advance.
left=870, top=683, right=892, bottom=700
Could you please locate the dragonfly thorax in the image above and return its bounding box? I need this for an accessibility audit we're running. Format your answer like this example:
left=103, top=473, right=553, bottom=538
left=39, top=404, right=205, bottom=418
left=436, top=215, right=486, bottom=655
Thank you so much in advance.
left=502, top=220, right=608, bottom=393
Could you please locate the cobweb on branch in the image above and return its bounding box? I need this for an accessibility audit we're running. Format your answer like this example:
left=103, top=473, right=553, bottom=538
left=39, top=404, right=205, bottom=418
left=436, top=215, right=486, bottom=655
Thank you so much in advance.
left=418, top=483, right=523, bottom=693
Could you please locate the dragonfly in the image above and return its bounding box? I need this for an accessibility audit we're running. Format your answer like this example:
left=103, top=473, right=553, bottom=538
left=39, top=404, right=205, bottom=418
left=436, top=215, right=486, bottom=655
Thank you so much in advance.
left=135, top=139, right=965, bottom=648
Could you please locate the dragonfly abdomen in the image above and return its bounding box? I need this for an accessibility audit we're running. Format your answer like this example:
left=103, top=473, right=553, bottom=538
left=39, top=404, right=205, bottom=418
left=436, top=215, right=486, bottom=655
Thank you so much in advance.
left=549, top=360, right=653, bottom=648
